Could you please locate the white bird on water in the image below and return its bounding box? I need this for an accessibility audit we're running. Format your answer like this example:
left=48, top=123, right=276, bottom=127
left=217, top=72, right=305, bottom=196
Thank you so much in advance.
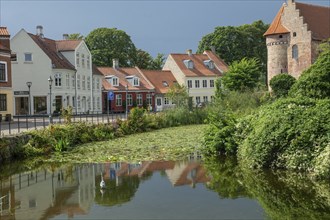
left=100, top=173, right=106, bottom=189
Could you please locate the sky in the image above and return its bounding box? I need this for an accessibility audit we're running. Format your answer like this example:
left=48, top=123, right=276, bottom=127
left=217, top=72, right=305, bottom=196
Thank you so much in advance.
left=0, top=0, right=329, bottom=57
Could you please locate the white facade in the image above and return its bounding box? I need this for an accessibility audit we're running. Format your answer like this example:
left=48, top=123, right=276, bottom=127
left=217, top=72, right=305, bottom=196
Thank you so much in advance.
left=11, top=29, right=102, bottom=115
left=163, top=55, right=217, bottom=106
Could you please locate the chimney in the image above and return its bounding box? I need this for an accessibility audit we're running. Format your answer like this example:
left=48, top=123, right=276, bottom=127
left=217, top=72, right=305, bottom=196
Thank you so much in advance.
left=210, top=46, right=216, bottom=53
left=63, top=34, right=69, bottom=40
left=113, top=59, right=119, bottom=69
left=186, top=49, right=192, bottom=56
left=36, top=25, right=44, bottom=38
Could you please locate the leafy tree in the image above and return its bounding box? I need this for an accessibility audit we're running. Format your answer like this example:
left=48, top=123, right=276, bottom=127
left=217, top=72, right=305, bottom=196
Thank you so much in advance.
left=134, top=50, right=165, bottom=70
left=289, top=41, right=330, bottom=99
left=149, top=53, right=165, bottom=70
left=221, top=58, right=261, bottom=91
left=197, top=20, right=269, bottom=84
left=85, top=28, right=137, bottom=67
left=269, top=73, right=296, bottom=97
left=166, top=83, right=189, bottom=107
left=135, top=49, right=154, bottom=69
left=68, top=33, right=84, bottom=40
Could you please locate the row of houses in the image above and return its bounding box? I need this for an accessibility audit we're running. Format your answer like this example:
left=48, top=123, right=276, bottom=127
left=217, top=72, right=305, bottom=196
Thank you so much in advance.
left=0, top=26, right=228, bottom=118
left=1, top=0, right=329, bottom=118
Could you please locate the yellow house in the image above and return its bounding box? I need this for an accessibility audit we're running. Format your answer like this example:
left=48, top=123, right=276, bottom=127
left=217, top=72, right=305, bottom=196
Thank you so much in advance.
left=0, top=27, right=14, bottom=120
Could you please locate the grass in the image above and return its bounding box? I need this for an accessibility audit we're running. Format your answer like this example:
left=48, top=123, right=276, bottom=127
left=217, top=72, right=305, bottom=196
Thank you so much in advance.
left=46, top=124, right=207, bottom=163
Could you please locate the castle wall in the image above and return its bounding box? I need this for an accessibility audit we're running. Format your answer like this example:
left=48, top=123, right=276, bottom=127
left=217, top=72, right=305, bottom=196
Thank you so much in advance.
left=282, top=1, right=313, bottom=79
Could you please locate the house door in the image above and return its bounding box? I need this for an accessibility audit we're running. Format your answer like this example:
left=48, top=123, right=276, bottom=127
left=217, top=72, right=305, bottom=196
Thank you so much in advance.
left=156, top=97, right=162, bottom=112
left=55, top=96, right=62, bottom=113
left=15, top=97, right=28, bottom=115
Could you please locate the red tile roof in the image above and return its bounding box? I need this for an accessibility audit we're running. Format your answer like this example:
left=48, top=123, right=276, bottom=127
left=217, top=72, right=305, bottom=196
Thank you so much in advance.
left=0, top=27, right=10, bottom=37
left=140, top=70, right=177, bottom=94
left=264, top=2, right=330, bottom=40
left=169, top=50, right=227, bottom=77
left=295, top=2, right=330, bottom=40
left=264, top=6, right=290, bottom=36
left=97, top=66, right=154, bottom=91
left=28, top=33, right=75, bottom=70
left=56, top=40, right=82, bottom=51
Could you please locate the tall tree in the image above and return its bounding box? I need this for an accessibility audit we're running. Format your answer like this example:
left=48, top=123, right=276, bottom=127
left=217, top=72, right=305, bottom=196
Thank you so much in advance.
left=135, top=49, right=154, bottom=69
left=221, top=58, right=261, bottom=91
left=85, top=28, right=137, bottom=67
left=197, top=20, right=269, bottom=84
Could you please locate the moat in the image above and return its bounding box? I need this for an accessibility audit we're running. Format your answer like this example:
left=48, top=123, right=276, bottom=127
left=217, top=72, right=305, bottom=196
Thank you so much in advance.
left=1, top=158, right=329, bottom=220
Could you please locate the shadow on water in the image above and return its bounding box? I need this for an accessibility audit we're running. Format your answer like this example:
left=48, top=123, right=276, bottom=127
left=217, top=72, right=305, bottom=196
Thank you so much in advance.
left=0, top=157, right=329, bottom=219
left=203, top=156, right=330, bottom=220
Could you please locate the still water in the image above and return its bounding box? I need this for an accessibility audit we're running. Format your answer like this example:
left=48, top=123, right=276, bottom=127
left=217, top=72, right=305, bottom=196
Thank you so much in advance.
left=0, top=157, right=329, bottom=220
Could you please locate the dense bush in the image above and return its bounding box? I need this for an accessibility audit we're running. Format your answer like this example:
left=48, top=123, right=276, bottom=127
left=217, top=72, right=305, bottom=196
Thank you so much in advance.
left=203, top=107, right=238, bottom=155
left=289, top=48, right=330, bottom=99
left=269, top=73, right=296, bottom=97
left=238, top=98, right=330, bottom=179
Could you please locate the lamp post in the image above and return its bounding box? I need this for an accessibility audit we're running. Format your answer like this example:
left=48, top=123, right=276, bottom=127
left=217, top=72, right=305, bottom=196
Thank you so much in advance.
left=26, top=82, right=32, bottom=115
left=125, top=85, right=128, bottom=119
left=48, top=76, right=53, bottom=124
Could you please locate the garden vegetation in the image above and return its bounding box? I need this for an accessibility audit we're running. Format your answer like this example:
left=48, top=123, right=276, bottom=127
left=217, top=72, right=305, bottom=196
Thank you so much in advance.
left=203, top=42, right=330, bottom=179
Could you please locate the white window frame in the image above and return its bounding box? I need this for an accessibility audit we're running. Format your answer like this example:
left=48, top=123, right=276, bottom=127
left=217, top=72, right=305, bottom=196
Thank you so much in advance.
left=82, top=75, right=86, bottom=90
left=133, top=77, right=139, bottom=86
left=164, top=97, right=169, bottom=105
left=116, top=94, right=122, bottom=106
left=137, top=94, right=142, bottom=106
left=210, top=80, right=215, bottom=88
left=0, top=61, right=7, bottom=82
left=24, top=53, right=32, bottom=62
left=146, top=94, right=152, bottom=105
left=54, top=73, right=62, bottom=87
left=112, top=77, right=119, bottom=86
left=77, top=75, right=81, bottom=89
left=127, top=94, right=133, bottom=106
left=66, top=74, right=70, bottom=89
left=76, top=52, right=80, bottom=67
left=195, top=80, right=200, bottom=88
left=187, top=80, right=192, bottom=88
left=87, top=76, right=91, bottom=90
left=202, top=80, right=207, bottom=88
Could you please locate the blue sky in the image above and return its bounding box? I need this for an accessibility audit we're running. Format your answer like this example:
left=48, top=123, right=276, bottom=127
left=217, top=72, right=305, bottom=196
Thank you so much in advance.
left=1, top=0, right=329, bottom=57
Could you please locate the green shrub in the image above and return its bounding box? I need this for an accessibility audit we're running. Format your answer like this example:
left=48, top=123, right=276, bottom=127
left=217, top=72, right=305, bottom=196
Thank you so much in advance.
left=269, top=73, right=296, bottom=97
left=289, top=48, right=330, bottom=99
left=203, top=107, right=238, bottom=155
left=238, top=98, right=330, bottom=179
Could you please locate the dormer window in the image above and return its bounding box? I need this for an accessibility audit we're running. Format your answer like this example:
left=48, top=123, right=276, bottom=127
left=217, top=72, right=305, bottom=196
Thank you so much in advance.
left=126, top=75, right=140, bottom=86
left=162, top=81, right=169, bottom=87
left=105, top=75, right=119, bottom=86
left=133, top=77, right=139, bottom=86
left=183, top=60, right=194, bottom=69
left=204, top=60, right=214, bottom=69
left=113, top=77, right=119, bottom=86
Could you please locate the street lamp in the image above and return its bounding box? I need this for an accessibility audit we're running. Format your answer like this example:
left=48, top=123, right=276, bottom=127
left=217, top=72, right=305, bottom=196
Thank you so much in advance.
left=26, top=81, right=32, bottom=115
left=48, top=76, right=53, bottom=124
left=125, top=85, right=128, bottom=119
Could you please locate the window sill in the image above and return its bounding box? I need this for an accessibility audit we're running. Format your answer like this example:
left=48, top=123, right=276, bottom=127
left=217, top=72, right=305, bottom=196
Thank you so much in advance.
left=24, top=61, right=33, bottom=64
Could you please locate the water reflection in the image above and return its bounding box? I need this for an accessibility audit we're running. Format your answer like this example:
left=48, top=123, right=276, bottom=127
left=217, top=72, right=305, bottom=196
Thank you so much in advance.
left=0, top=156, right=329, bottom=220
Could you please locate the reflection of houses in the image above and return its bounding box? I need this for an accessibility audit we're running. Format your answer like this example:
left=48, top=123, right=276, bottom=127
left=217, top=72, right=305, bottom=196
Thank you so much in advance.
left=0, top=164, right=98, bottom=220
left=11, top=26, right=102, bottom=115
left=0, top=27, right=14, bottom=119
left=140, top=70, right=177, bottom=112
left=98, top=60, right=155, bottom=113
left=163, top=50, right=228, bottom=106
left=0, top=160, right=210, bottom=219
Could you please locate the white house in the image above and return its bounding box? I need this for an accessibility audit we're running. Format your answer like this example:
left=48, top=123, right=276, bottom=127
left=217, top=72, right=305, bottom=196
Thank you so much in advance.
left=11, top=26, right=102, bottom=115
left=162, top=50, right=228, bottom=106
